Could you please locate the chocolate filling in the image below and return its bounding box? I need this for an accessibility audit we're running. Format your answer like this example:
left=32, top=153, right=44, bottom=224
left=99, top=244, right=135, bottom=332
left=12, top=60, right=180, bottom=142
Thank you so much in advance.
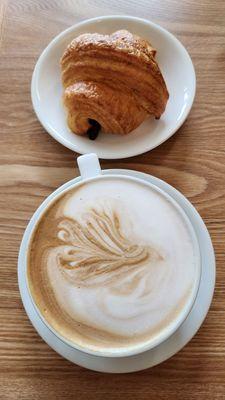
left=87, top=119, right=101, bottom=140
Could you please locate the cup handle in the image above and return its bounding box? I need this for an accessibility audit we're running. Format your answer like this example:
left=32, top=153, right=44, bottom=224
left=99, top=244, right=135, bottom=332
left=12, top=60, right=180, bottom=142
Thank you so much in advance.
left=77, top=153, right=102, bottom=180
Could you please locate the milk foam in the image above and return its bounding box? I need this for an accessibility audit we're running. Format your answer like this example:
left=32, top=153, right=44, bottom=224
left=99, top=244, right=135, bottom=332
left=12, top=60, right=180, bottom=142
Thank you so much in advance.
left=28, top=177, right=198, bottom=352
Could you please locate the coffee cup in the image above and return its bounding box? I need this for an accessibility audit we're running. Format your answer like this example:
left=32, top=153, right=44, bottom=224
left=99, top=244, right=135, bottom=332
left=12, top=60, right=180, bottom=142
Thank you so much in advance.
left=24, top=153, right=201, bottom=358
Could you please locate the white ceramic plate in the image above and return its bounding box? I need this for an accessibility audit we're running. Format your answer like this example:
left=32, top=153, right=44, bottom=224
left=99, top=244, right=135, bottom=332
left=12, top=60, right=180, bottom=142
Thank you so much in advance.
left=18, top=169, right=215, bottom=373
left=31, top=15, right=196, bottom=159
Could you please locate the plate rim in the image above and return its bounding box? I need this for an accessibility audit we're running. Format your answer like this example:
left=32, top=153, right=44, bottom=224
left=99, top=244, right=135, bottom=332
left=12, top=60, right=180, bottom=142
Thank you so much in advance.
left=31, top=15, right=196, bottom=159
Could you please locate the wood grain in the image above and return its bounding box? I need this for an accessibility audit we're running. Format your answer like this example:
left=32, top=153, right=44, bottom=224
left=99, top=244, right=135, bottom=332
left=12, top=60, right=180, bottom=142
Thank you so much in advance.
left=0, top=0, right=225, bottom=399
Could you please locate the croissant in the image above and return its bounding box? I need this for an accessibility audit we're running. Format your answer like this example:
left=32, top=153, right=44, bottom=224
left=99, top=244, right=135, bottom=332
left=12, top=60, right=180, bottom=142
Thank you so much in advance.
left=61, top=30, right=169, bottom=137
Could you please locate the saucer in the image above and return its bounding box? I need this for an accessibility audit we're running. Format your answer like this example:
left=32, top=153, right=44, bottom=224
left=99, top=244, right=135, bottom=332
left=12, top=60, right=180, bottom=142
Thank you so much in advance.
left=31, top=15, right=196, bottom=159
left=18, top=169, right=215, bottom=373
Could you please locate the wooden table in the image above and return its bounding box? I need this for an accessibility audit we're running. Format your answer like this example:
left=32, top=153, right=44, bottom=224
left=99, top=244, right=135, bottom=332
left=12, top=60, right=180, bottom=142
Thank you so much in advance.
left=1, top=0, right=225, bottom=398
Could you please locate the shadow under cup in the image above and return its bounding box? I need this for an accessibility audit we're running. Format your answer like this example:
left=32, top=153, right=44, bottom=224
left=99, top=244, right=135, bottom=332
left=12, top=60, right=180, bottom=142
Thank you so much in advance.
left=25, top=169, right=201, bottom=358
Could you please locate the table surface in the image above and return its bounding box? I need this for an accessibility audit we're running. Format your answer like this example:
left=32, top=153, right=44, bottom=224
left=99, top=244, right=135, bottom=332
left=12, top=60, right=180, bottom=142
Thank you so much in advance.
left=0, top=0, right=225, bottom=399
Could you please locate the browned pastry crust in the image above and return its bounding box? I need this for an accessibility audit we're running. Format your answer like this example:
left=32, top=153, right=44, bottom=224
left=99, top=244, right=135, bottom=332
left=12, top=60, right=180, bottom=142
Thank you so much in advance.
left=61, top=30, right=169, bottom=136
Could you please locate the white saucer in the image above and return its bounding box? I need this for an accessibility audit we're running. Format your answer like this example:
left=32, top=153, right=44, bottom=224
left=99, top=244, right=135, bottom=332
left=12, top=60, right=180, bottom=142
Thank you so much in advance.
left=31, top=15, right=196, bottom=159
left=18, top=169, right=215, bottom=373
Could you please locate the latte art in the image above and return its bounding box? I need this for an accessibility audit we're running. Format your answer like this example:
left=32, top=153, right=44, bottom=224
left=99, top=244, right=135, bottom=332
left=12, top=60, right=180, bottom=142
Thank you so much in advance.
left=27, top=177, right=198, bottom=353
left=54, top=203, right=160, bottom=287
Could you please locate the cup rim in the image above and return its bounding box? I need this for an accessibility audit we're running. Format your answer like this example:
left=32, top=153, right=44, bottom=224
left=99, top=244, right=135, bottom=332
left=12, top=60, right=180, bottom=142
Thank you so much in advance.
left=24, top=172, right=201, bottom=358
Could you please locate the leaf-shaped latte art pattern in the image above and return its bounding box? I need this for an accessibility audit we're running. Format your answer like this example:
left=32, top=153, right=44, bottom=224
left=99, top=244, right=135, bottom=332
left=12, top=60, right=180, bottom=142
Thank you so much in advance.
left=53, top=204, right=161, bottom=287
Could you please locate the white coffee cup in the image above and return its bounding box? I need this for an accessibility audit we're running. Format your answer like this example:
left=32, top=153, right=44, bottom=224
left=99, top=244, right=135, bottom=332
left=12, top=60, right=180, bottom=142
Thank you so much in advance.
left=21, top=153, right=201, bottom=358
